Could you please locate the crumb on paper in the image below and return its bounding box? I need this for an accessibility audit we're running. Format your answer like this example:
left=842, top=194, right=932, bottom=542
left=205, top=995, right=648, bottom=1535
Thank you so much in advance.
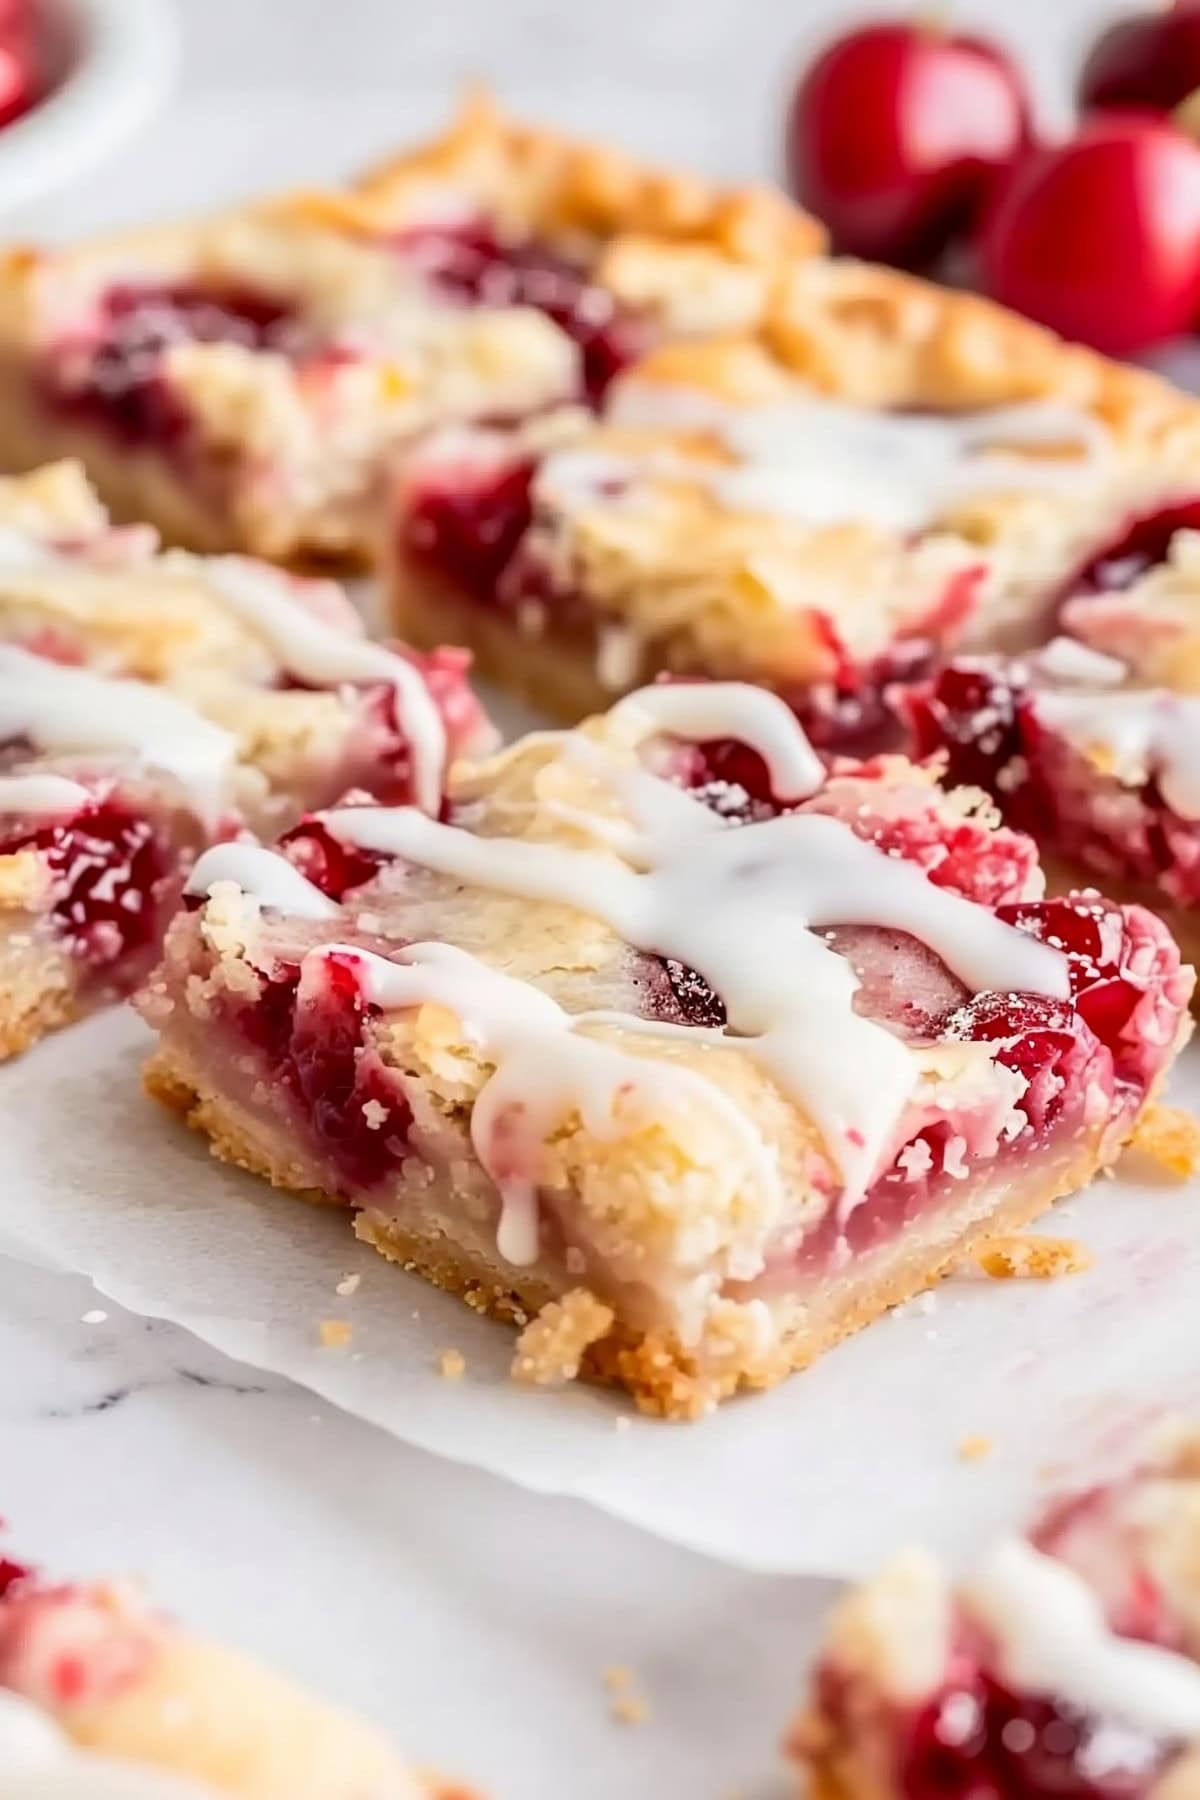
left=1130, top=1104, right=1200, bottom=1177
left=335, top=1272, right=361, bottom=1298
left=438, top=1347, right=466, bottom=1380
left=602, top=1663, right=649, bottom=1724
left=958, top=1434, right=994, bottom=1464
left=511, top=1288, right=614, bottom=1388
left=80, top=1309, right=107, bottom=1325
left=318, top=1319, right=352, bottom=1350
left=975, top=1235, right=1093, bottom=1280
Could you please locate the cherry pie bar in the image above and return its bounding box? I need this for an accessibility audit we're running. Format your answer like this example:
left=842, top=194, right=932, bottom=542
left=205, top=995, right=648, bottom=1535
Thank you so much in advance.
left=0, top=461, right=489, bottom=1059
left=0, top=1559, right=467, bottom=1797
left=906, top=512, right=1200, bottom=974
left=138, top=683, right=1192, bottom=1418
left=384, top=262, right=1200, bottom=748
left=791, top=1425, right=1200, bottom=1800
left=0, top=96, right=821, bottom=569
left=0, top=195, right=580, bottom=566
left=353, top=88, right=825, bottom=356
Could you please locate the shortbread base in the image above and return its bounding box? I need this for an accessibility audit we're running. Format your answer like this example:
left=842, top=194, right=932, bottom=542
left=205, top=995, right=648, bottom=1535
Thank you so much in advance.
left=388, top=557, right=677, bottom=723
left=0, top=919, right=81, bottom=1061
left=144, top=1041, right=1138, bottom=1420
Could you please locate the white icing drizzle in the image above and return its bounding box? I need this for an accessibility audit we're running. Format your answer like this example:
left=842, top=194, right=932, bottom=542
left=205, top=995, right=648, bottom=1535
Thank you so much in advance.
left=1029, top=636, right=1127, bottom=688
left=304, top=939, right=779, bottom=1266
left=1034, top=685, right=1200, bottom=820
left=605, top=384, right=1112, bottom=532
left=185, top=842, right=338, bottom=918
left=606, top=681, right=824, bottom=801
left=319, top=800, right=1067, bottom=1200
left=192, top=556, right=447, bottom=814
left=0, top=646, right=237, bottom=828
left=0, top=774, right=91, bottom=817
left=962, top=1537, right=1200, bottom=1740
left=193, top=687, right=1069, bottom=1235
left=0, top=1689, right=217, bottom=1799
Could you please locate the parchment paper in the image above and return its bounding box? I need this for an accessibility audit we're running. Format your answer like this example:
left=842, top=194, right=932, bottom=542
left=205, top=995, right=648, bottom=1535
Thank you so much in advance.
left=4, top=1003, right=1198, bottom=1578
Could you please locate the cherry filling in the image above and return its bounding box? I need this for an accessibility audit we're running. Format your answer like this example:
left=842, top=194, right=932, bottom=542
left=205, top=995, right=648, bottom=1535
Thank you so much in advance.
left=0, top=1558, right=30, bottom=1599
left=891, top=1665, right=1175, bottom=1798
left=395, top=224, right=649, bottom=403
left=401, top=456, right=536, bottom=602
left=1, top=798, right=173, bottom=974
left=231, top=952, right=411, bottom=1192
left=1064, top=496, right=1200, bottom=601
left=276, top=818, right=388, bottom=902
left=908, top=658, right=1200, bottom=905
left=906, top=660, right=1046, bottom=834
left=44, top=282, right=305, bottom=448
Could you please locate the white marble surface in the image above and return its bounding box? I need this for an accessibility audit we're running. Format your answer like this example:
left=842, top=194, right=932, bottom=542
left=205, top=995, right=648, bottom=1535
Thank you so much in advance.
left=0, top=1, right=1149, bottom=1793
left=0, top=1260, right=833, bottom=1796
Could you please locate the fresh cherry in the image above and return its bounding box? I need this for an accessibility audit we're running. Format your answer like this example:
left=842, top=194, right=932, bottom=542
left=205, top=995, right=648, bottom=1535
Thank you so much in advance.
left=979, top=115, right=1200, bottom=355
left=1080, top=2, right=1200, bottom=118
left=784, top=20, right=1032, bottom=267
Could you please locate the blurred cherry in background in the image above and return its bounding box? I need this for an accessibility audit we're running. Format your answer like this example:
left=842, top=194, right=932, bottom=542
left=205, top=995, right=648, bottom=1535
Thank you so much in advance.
left=784, top=19, right=1032, bottom=268
left=979, top=114, right=1200, bottom=356
left=1080, top=1, right=1200, bottom=117
left=0, top=0, right=39, bottom=130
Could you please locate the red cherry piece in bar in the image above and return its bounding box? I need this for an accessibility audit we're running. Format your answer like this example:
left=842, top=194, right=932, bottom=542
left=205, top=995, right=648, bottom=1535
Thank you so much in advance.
left=900, top=1667, right=1171, bottom=1798
left=402, top=458, right=536, bottom=601
left=277, top=818, right=384, bottom=903
left=54, top=284, right=301, bottom=447
left=0, top=800, right=171, bottom=970
left=1080, top=3, right=1200, bottom=117
left=785, top=21, right=1031, bottom=266
left=997, top=895, right=1145, bottom=1058
left=397, top=226, right=647, bottom=402
left=1066, top=496, right=1200, bottom=599
left=979, top=116, right=1200, bottom=355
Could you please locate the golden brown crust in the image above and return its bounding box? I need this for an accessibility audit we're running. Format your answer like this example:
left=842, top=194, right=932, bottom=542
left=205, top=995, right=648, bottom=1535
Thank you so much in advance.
left=142, top=1043, right=1132, bottom=1421
left=760, top=258, right=1200, bottom=436
left=352, top=86, right=825, bottom=264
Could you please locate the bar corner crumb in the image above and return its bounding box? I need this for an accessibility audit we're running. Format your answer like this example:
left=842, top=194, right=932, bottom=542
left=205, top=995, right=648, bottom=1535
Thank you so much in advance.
left=975, top=1235, right=1093, bottom=1280
left=1131, top=1103, right=1200, bottom=1178
left=318, top=1318, right=352, bottom=1349
left=511, top=1288, right=614, bottom=1388
left=438, top=1347, right=467, bottom=1380
left=957, top=1433, right=994, bottom=1463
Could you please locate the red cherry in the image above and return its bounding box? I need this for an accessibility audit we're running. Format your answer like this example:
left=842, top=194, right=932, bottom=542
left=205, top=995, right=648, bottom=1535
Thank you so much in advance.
left=784, top=21, right=1032, bottom=267
left=1080, top=2, right=1200, bottom=117
left=0, top=34, right=34, bottom=130
left=979, top=115, right=1200, bottom=354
